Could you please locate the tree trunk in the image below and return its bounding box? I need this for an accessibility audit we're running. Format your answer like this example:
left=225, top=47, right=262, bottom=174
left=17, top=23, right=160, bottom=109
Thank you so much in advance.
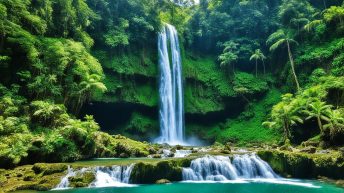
left=323, top=0, right=327, bottom=9
left=286, top=40, right=300, bottom=91
left=262, top=59, right=266, bottom=75
left=317, top=116, right=323, bottom=134
left=255, top=59, right=258, bottom=77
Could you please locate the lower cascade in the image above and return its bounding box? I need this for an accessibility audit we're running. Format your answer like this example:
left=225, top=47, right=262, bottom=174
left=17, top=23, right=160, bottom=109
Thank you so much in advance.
left=54, top=164, right=134, bottom=189
left=182, top=154, right=278, bottom=181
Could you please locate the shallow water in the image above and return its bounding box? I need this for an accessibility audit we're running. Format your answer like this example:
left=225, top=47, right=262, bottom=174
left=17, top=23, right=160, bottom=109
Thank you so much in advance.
left=16, top=180, right=344, bottom=193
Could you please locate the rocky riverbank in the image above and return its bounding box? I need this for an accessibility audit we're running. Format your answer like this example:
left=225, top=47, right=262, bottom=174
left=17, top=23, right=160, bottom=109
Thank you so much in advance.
left=1, top=146, right=344, bottom=193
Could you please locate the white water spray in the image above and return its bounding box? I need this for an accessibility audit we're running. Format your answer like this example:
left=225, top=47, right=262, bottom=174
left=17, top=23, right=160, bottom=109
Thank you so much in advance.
left=182, top=154, right=279, bottom=181
left=156, top=24, right=185, bottom=145
left=54, top=165, right=134, bottom=189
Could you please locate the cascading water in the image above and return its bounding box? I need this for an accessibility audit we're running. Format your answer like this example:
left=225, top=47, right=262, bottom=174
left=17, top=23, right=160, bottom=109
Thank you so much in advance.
left=91, top=165, right=134, bottom=187
left=156, top=23, right=185, bottom=145
left=54, top=164, right=134, bottom=189
left=182, top=154, right=279, bottom=181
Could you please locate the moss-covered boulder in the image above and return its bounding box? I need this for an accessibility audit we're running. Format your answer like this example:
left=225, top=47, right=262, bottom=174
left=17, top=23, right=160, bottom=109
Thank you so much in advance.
left=130, top=159, right=191, bottom=184
left=68, top=171, right=95, bottom=188
left=258, top=150, right=344, bottom=179
left=32, top=163, right=67, bottom=175
left=0, top=165, right=66, bottom=192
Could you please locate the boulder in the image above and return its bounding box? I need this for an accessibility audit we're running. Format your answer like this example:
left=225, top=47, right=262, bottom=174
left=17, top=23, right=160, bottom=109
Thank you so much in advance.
left=155, top=179, right=171, bottom=184
left=32, top=163, right=67, bottom=175
left=68, top=171, right=95, bottom=188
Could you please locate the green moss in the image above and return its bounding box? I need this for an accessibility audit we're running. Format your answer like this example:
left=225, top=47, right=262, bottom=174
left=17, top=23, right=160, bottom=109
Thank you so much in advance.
left=258, top=150, right=344, bottom=179
left=94, top=50, right=158, bottom=78
left=185, top=83, right=226, bottom=113
left=32, top=163, right=67, bottom=176
left=1, top=165, right=66, bottom=192
left=94, top=73, right=158, bottom=107
left=215, top=89, right=282, bottom=146
left=130, top=159, right=191, bottom=184
left=183, top=56, right=234, bottom=97
left=125, top=112, right=159, bottom=135
left=93, top=133, right=150, bottom=158
left=68, top=172, right=95, bottom=188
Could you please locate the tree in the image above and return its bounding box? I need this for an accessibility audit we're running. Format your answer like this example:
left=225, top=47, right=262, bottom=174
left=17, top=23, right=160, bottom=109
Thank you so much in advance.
left=31, top=101, right=65, bottom=127
left=75, top=73, right=107, bottom=112
left=218, top=41, right=239, bottom=75
left=249, top=49, right=266, bottom=77
left=263, top=94, right=303, bottom=142
left=303, top=100, right=332, bottom=135
left=323, top=109, right=344, bottom=140
left=324, top=6, right=344, bottom=25
left=267, top=29, right=300, bottom=91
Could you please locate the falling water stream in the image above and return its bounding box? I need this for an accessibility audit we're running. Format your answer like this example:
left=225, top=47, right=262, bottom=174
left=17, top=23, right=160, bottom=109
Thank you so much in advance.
left=156, top=23, right=184, bottom=145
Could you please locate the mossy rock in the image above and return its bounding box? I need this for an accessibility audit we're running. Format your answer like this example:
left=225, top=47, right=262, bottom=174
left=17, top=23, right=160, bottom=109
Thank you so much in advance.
left=0, top=174, right=7, bottom=185
left=32, top=163, right=68, bottom=175
left=1, top=165, right=65, bottom=192
left=69, top=171, right=95, bottom=188
left=130, top=159, right=191, bottom=184
left=258, top=150, right=344, bottom=179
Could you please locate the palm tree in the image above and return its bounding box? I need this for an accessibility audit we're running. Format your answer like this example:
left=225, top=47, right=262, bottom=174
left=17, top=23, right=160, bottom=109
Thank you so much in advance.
left=218, top=41, right=239, bottom=75
left=267, top=29, right=300, bottom=91
left=250, top=49, right=266, bottom=77
left=303, top=100, right=332, bottom=135
left=323, top=109, right=344, bottom=139
left=263, top=94, right=303, bottom=142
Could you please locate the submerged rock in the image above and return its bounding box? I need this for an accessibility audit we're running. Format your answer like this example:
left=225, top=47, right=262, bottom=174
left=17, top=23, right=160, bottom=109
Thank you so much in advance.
left=155, top=179, right=171, bottom=184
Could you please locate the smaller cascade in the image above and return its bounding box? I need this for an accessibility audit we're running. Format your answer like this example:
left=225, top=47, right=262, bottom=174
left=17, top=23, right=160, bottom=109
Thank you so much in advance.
left=174, top=150, right=192, bottom=158
left=182, top=154, right=278, bottom=181
left=54, top=164, right=135, bottom=189
left=91, top=165, right=134, bottom=187
left=54, top=166, right=77, bottom=190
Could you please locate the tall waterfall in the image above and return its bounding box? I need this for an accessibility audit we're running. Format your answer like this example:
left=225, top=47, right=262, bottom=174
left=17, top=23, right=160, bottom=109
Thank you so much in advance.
left=157, top=24, right=184, bottom=145
left=182, top=154, right=278, bottom=181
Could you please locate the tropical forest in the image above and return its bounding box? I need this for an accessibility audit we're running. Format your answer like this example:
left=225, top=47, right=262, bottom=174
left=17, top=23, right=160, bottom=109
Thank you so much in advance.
left=0, top=0, right=344, bottom=193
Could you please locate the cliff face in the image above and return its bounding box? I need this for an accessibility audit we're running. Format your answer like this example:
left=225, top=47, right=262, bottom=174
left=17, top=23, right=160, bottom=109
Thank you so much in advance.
left=82, top=47, right=273, bottom=143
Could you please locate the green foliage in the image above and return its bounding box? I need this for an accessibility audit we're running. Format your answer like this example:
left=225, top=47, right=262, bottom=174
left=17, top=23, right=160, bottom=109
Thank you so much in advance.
left=216, top=89, right=282, bottom=146
left=264, top=75, right=344, bottom=144
left=233, top=72, right=269, bottom=96
left=218, top=41, right=239, bottom=72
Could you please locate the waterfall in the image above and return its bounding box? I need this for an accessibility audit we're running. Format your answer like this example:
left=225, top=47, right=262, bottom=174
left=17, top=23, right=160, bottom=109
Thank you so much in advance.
left=54, top=166, right=76, bottom=190
left=90, top=165, right=134, bottom=187
left=182, top=154, right=279, bottom=181
left=157, top=23, right=184, bottom=145
left=54, top=164, right=134, bottom=189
